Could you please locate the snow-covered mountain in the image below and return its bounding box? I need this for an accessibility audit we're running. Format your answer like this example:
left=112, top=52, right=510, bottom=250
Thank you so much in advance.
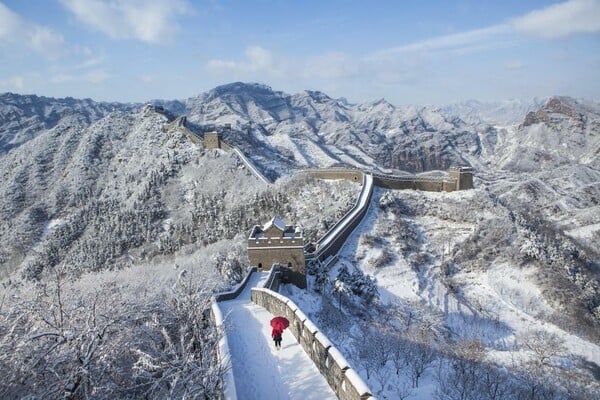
left=157, top=83, right=599, bottom=177
left=153, top=82, right=482, bottom=174
left=440, top=98, right=545, bottom=127
left=0, top=98, right=358, bottom=281
left=1, top=84, right=599, bottom=399
left=492, top=96, right=600, bottom=172
left=0, top=92, right=134, bottom=153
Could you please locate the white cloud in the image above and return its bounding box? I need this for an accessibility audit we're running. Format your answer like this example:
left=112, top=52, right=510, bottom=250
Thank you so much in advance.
left=300, top=52, right=358, bottom=80
left=51, top=69, right=111, bottom=84
left=207, top=45, right=420, bottom=88
left=0, top=75, right=25, bottom=91
left=85, top=69, right=111, bottom=84
left=74, top=55, right=106, bottom=69
left=205, top=1, right=600, bottom=101
left=370, top=24, right=511, bottom=59
left=60, top=0, right=190, bottom=43
left=512, top=0, right=600, bottom=38
left=140, top=74, right=155, bottom=83
left=504, top=59, right=525, bottom=70
left=0, top=2, right=64, bottom=56
left=368, top=1, right=600, bottom=60
left=208, top=46, right=279, bottom=75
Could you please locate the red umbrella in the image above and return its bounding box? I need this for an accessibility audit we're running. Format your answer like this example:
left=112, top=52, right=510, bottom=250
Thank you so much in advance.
left=270, top=316, right=289, bottom=331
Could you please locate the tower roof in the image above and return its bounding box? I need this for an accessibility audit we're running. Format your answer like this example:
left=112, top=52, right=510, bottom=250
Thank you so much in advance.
left=263, top=216, right=286, bottom=232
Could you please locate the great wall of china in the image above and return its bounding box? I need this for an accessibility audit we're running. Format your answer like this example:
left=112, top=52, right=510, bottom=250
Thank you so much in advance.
left=161, top=111, right=473, bottom=399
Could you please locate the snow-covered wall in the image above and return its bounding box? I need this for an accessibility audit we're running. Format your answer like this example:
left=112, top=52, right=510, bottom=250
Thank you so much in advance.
left=231, top=146, right=272, bottom=184
left=210, top=301, right=238, bottom=400
left=214, top=266, right=258, bottom=301
left=251, top=287, right=376, bottom=400
left=310, top=173, right=374, bottom=263
left=211, top=266, right=259, bottom=399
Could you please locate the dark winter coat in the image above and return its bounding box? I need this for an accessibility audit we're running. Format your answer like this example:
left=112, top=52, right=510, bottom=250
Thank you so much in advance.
left=272, top=328, right=282, bottom=341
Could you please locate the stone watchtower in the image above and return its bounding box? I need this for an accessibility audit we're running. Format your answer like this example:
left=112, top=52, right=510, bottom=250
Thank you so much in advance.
left=204, top=131, right=221, bottom=149
left=248, top=217, right=306, bottom=289
left=448, top=166, right=474, bottom=190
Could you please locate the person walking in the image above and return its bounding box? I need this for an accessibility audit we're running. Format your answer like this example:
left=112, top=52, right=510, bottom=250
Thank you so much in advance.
left=272, top=327, right=283, bottom=350
left=270, top=316, right=289, bottom=351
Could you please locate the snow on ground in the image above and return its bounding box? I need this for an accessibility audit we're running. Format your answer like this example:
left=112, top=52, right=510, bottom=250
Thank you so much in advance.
left=266, top=133, right=311, bottom=166
left=463, top=266, right=600, bottom=367
left=297, top=138, right=339, bottom=167
left=285, top=186, right=600, bottom=398
left=218, top=272, right=336, bottom=400
left=42, top=218, right=63, bottom=238
left=565, top=222, right=600, bottom=240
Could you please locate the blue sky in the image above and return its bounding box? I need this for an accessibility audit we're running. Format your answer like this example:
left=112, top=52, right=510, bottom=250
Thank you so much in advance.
left=0, top=0, right=599, bottom=105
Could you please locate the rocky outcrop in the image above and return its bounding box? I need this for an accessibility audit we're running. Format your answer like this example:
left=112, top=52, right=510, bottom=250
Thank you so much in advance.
left=523, top=97, right=584, bottom=129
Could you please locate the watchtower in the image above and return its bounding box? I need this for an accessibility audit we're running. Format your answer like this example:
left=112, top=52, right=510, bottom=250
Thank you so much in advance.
left=448, top=166, right=474, bottom=190
left=204, top=131, right=221, bottom=149
left=248, top=217, right=306, bottom=289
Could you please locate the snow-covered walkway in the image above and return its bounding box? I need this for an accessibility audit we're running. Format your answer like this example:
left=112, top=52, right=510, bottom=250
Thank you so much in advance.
left=218, top=272, right=336, bottom=400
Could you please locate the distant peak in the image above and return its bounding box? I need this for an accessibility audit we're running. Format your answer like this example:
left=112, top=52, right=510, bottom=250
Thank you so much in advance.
left=369, top=98, right=395, bottom=109
left=211, top=82, right=274, bottom=95
left=545, top=95, right=577, bottom=109
left=336, top=97, right=351, bottom=106
left=522, top=95, right=582, bottom=127
left=303, top=90, right=332, bottom=101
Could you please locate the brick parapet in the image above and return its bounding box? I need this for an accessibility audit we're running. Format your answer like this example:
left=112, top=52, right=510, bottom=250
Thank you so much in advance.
left=213, top=266, right=258, bottom=302
left=251, top=287, right=376, bottom=400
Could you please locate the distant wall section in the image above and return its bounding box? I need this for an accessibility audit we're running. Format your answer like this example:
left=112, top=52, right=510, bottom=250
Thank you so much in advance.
left=372, top=167, right=473, bottom=192
left=303, top=167, right=473, bottom=192
left=306, top=173, right=374, bottom=264
left=303, top=168, right=363, bottom=184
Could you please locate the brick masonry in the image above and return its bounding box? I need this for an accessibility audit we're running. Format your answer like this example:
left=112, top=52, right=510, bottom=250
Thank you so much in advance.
left=251, top=285, right=376, bottom=400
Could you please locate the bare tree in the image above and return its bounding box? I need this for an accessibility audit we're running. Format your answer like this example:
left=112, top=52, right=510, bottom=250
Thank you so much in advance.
left=521, top=330, right=568, bottom=367
left=405, top=326, right=437, bottom=388
left=0, top=269, right=224, bottom=399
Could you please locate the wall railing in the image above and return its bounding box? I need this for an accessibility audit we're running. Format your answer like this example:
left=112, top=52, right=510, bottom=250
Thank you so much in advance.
left=251, top=285, right=376, bottom=400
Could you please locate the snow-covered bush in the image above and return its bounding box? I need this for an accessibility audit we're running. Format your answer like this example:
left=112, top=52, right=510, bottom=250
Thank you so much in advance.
left=0, top=269, right=224, bottom=399
left=332, top=265, right=378, bottom=304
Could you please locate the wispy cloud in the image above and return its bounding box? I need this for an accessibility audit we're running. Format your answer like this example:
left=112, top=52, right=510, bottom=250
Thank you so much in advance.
left=207, top=46, right=285, bottom=78
left=206, top=0, right=600, bottom=94
left=0, top=2, right=64, bottom=56
left=73, top=55, right=106, bottom=69
left=51, top=69, right=111, bottom=84
left=207, top=46, right=361, bottom=84
left=0, top=75, right=25, bottom=91
left=512, top=0, right=600, bottom=39
left=369, top=24, right=512, bottom=59
left=503, top=59, right=525, bottom=70
left=60, top=0, right=190, bottom=44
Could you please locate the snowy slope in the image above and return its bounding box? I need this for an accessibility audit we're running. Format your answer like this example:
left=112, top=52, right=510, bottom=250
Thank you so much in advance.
left=284, top=185, right=599, bottom=399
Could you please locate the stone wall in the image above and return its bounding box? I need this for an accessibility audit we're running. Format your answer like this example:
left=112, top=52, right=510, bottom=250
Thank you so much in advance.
left=303, top=168, right=364, bottom=184
left=204, top=131, right=222, bottom=149
left=449, top=167, right=474, bottom=190
left=251, top=287, right=376, bottom=400
left=303, top=167, right=474, bottom=193
left=248, top=247, right=306, bottom=288
left=263, top=266, right=283, bottom=292
left=213, top=266, right=257, bottom=302
left=309, top=173, right=374, bottom=264
left=162, top=116, right=203, bottom=145
left=231, top=147, right=272, bottom=184
left=372, top=174, right=464, bottom=192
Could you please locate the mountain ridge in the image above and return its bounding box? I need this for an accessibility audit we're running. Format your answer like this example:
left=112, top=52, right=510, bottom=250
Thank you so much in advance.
left=1, top=83, right=600, bottom=399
